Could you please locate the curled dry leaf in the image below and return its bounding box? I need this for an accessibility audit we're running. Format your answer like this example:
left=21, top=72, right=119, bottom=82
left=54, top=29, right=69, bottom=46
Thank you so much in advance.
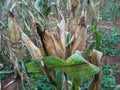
left=71, top=9, right=87, bottom=54
left=8, top=12, right=20, bottom=44
left=88, top=49, right=103, bottom=90
left=71, top=0, right=81, bottom=17
left=56, top=13, right=66, bottom=50
left=67, top=0, right=71, bottom=14
left=71, top=0, right=81, bottom=11
left=89, top=0, right=100, bottom=21
left=35, top=22, right=64, bottom=59
left=56, top=0, right=61, bottom=7
left=19, top=27, right=42, bottom=60
left=72, top=0, right=78, bottom=8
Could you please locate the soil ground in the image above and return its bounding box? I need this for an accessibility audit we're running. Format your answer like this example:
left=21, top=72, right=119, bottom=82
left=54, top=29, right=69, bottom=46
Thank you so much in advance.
left=98, top=19, right=120, bottom=84
left=1, top=18, right=120, bottom=89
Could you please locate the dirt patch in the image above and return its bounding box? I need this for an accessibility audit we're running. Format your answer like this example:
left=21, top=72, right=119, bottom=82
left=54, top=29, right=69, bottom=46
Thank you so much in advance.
left=104, top=55, right=120, bottom=84
left=114, top=73, right=120, bottom=84
left=2, top=76, right=21, bottom=90
left=98, top=20, right=114, bottom=27
left=105, top=55, right=120, bottom=64
left=116, top=43, right=120, bottom=50
left=114, top=20, right=120, bottom=26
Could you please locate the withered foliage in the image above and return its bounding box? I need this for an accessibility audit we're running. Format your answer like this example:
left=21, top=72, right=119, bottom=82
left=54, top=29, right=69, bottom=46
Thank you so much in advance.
left=1, top=0, right=103, bottom=89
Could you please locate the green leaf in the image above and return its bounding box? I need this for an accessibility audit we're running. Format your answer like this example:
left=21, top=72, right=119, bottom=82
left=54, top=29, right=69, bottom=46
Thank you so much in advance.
left=55, top=70, right=62, bottom=90
left=46, top=2, right=58, bottom=17
left=42, top=56, right=66, bottom=69
left=90, top=26, right=101, bottom=51
left=71, top=79, right=79, bottom=90
left=39, top=20, right=45, bottom=28
left=34, top=0, right=45, bottom=19
left=96, top=30, right=101, bottom=51
left=26, top=61, right=42, bottom=74
left=26, top=53, right=99, bottom=87
left=66, top=53, right=88, bottom=64
left=66, top=32, right=71, bottom=44
left=60, top=53, right=99, bottom=84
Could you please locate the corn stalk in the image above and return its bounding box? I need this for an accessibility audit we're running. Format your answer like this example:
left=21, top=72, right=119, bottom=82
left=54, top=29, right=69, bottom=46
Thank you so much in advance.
left=0, top=0, right=103, bottom=90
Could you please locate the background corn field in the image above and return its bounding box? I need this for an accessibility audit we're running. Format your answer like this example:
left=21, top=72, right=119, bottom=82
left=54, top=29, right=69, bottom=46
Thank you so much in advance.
left=0, top=0, right=120, bottom=90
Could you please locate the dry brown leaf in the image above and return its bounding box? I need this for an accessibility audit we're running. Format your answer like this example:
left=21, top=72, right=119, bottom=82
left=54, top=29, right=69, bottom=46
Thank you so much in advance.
left=44, top=31, right=64, bottom=59
left=71, top=9, right=87, bottom=54
left=67, top=0, right=71, bottom=14
left=72, top=0, right=78, bottom=8
left=35, top=22, right=64, bottom=59
left=71, top=0, right=81, bottom=17
left=19, top=27, right=42, bottom=60
left=8, top=12, right=20, bottom=44
left=88, top=49, right=103, bottom=90
left=91, top=49, right=103, bottom=65
left=56, top=0, right=61, bottom=7
left=71, top=0, right=81, bottom=11
left=89, top=0, right=100, bottom=21
left=50, top=27, right=62, bottom=48
left=57, top=13, right=66, bottom=50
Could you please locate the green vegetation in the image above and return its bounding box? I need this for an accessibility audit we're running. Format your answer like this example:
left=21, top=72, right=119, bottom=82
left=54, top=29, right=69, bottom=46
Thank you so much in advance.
left=102, top=27, right=120, bottom=56
left=0, top=0, right=120, bottom=90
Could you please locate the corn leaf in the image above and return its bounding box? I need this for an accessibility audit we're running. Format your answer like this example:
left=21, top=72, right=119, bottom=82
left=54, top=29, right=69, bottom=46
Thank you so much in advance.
left=20, top=27, right=42, bottom=60
left=88, top=49, right=103, bottom=90
left=26, top=53, right=99, bottom=86
left=35, top=22, right=64, bottom=59
left=71, top=9, right=87, bottom=54
left=8, top=12, right=20, bottom=45
left=47, top=2, right=58, bottom=16
left=90, top=26, right=101, bottom=50
left=57, top=13, right=66, bottom=50
left=2, top=0, right=11, bottom=17
left=26, top=60, right=43, bottom=74
left=56, top=0, right=61, bottom=7
left=34, top=0, right=45, bottom=19
left=59, top=53, right=99, bottom=84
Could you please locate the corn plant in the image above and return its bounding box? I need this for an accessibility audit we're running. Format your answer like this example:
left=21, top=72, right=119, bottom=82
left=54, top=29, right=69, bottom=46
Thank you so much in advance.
left=0, top=0, right=103, bottom=90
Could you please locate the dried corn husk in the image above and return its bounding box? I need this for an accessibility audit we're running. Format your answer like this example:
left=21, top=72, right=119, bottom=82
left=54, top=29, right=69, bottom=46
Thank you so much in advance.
left=88, top=49, right=103, bottom=90
left=35, top=22, right=64, bottom=59
left=19, top=27, right=42, bottom=60
left=71, top=9, right=87, bottom=54
left=89, top=0, right=101, bottom=21
left=72, top=0, right=78, bottom=7
left=67, top=0, right=71, bottom=14
left=56, top=13, right=66, bottom=50
left=45, top=31, right=64, bottom=59
left=56, top=0, right=61, bottom=7
left=8, top=12, right=20, bottom=44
